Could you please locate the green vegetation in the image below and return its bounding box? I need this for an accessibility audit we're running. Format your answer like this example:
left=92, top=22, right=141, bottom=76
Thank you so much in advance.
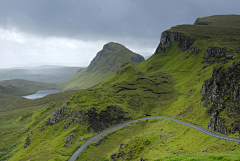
left=77, top=119, right=240, bottom=161
left=59, top=42, right=145, bottom=91
left=170, top=15, right=240, bottom=50
left=0, top=79, right=58, bottom=96
left=0, top=90, right=76, bottom=161
left=0, top=79, right=59, bottom=115
left=1, top=15, right=240, bottom=161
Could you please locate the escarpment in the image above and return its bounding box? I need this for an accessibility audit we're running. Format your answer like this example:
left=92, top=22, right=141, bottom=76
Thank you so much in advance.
left=47, top=104, right=130, bottom=133
left=202, top=62, right=240, bottom=135
left=154, top=31, right=195, bottom=54
left=203, top=46, right=234, bottom=64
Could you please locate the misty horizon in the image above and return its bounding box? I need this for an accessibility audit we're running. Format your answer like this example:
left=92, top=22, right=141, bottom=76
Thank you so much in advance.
left=1, top=0, right=240, bottom=69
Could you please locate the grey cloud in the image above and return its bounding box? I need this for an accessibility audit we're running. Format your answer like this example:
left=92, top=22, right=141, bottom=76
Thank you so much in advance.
left=0, top=0, right=240, bottom=68
left=0, top=0, right=239, bottom=42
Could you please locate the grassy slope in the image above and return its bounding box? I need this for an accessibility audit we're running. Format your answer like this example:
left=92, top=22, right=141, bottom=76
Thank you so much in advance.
left=59, top=68, right=114, bottom=91
left=0, top=79, right=59, bottom=118
left=0, top=90, right=77, bottom=160
left=5, top=15, right=240, bottom=161
left=78, top=119, right=240, bottom=161
left=74, top=15, right=240, bottom=160
left=59, top=42, right=144, bottom=91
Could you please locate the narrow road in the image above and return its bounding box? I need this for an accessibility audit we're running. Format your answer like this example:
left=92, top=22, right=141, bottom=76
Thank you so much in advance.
left=68, top=116, right=240, bottom=161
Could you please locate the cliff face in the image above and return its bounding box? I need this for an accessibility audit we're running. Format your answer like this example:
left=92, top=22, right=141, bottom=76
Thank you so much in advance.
left=154, top=31, right=195, bottom=54
left=203, top=47, right=234, bottom=64
left=202, top=62, right=240, bottom=135
left=149, top=16, right=239, bottom=136
left=154, top=30, right=237, bottom=135
left=47, top=104, right=130, bottom=133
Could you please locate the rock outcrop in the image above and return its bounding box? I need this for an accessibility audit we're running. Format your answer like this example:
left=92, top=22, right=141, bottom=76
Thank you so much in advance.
left=154, top=31, right=195, bottom=54
left=49, top=107, right=65, bottom=125
left=130, top=55, right=145, bottom=64
left=24, top=136, right=31, bottom=148
left=190, top=47, right=201, bottom=57
left=85, top=105, right=130, bottom=132
left=202, top=62, right=240, bottom=134
left=47, top=103, right=130, bottom=133
left=203, top=46, right=234, bottom=64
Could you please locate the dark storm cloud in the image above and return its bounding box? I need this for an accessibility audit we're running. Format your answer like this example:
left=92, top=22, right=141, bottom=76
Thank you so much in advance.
left=0, top=0, right=240, bottom=42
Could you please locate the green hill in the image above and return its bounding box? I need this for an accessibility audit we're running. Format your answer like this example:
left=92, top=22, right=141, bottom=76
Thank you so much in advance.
left=0, top=79, right=58, bottom=96
left=0, top=79, right=58, bottom=110
left=2, top=15, right=240, bottom=161
left=59, top=42, right=145, bottom=91
left=0, top=66, right=82, bottom=83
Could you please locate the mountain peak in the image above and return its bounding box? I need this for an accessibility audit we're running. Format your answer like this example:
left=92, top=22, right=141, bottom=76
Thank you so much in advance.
left=60, top=42, right=145, bottom=90
left=87, top=42, right=144, bottom=74
left=101, top=42, right=123, bottom=54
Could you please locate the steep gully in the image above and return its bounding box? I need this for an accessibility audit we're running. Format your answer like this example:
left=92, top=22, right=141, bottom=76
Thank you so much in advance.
left=69, top=116, right=240, bottom=161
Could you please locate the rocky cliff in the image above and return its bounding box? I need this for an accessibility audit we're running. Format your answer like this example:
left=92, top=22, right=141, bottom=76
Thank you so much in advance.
left=47, top=104, right=130, bottom=133
left=154, top=21, right=238, bottom=136
left=202, top=62, right=240, bottom=135
left=154, top=31, right=195, bottom=54
left=203, top=47, right=234, bottom=64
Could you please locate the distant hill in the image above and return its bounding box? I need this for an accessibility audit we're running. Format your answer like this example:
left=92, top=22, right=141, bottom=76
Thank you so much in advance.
left=0, top=79, right=58, bottom=110
left=59, top=42, right=145, bottom=91
left=0, top=79, right=57, bottom=96
left=0, top=66, right=82, bottom=83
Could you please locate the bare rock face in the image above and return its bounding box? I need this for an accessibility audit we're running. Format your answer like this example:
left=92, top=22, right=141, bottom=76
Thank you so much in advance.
left=190, top=47, right=201, bottom=57
left=130, top=55, right=145, bottom=63
left=202, top=62, right=240, bottom=135
left=86, top=105, right=130, bottom=132
left=49, top=107, right=64, bottom=124
left=207, top=112, right=227, bottom=135
left=202, top=47, right=234, bottom=64
left=24, top=136, right=31, bottom=148
left=47, top=103, right=130, bottom=133
left=154, top=31, right=195, bottom=54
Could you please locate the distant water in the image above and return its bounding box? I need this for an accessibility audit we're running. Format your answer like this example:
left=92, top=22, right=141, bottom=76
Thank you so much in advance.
left=22, top=90, right=59, bottom=99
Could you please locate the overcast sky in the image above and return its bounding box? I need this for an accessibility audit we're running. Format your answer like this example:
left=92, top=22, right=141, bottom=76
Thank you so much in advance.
left=0, top=0, right=240, bottom=68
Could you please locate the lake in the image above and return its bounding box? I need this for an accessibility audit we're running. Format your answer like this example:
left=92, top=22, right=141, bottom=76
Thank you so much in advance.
left=22, top=90, right=59, bottom=99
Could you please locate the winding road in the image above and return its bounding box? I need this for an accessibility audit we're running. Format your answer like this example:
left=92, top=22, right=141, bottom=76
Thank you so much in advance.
left=68, top=116, right=240, bottom=161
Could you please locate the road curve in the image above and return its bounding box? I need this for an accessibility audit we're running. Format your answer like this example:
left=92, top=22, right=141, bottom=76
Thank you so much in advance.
left=68, top=116, right=240, bottom=161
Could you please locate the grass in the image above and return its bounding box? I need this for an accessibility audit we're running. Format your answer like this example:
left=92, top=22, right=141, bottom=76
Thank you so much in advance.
left=76, top=119, right=240, bottom=161
left=2, top=15, right=240, bottom=161
left=59, top=42, right=144, bottom=91
left=0, top=90, right=77, bottom=160
left=168, top=15, right=240, bottom=50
